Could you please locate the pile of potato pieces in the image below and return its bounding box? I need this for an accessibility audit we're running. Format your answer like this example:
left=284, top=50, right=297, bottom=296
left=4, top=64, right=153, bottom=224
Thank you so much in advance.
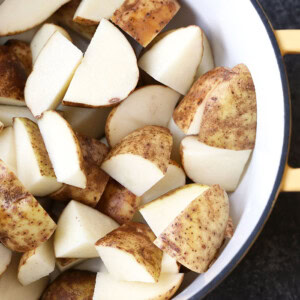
left=0, top=0, right=257, bottom=299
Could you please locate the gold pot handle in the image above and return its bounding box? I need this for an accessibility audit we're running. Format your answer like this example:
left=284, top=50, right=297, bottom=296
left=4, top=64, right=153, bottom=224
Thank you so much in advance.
left=274, top=30, right=300, bottom=191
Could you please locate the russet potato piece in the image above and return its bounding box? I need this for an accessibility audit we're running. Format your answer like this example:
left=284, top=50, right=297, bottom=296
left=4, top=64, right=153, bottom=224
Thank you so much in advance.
left=0, top=243, right=12, bottom=276
left=111, top=0, right=180, bottom=47
left=18, top=239, right=55, bottom=286
left=154, top=185, right=229, bottom=273
left=97, top=178, right=141, bottom=224
left=56, top=257, right=85, bottom=272
left=0, top=160, right=56, bottom=252
left=41, top=270, right=96, bottom=300
left=101, top=126, right=173, bottom=197
left=50, top=135, right=109, bottom=207
left=0, top=127, right=17, bottom=173
left=96, top=222, right=163, bottom=283
left=14, top=117, right=62, bottom=196
left=225, top=217, right=234, bottom=239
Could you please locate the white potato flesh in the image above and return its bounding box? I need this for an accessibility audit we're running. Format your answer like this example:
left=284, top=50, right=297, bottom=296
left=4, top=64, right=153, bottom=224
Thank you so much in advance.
left=0, top=105, right=35, bottom=126
left=59, top=104, right=111, bottom=138
left=75, top=258, right=108, bottom=273
left=54, top=200, right=118, bottom=258
left=93, top=273, right=184, bottom=300
left=96, top=246, right=156, bottom=283
left=18, top=239, right=55, bottom=286
left=181, top=136, right=252, bottom=192
left=0, top=0, right=70, bottom=36
left=139, top=184, right=209, bottom=237
left=138, top=26, right=203, bottom=95
left=106, top=85, right=180, bottom=147
left=31, top=23, right=72, bottom=63
left=161, top=253, right=179, bottom=274
left=0, top=127, right=16, bottom=173
left=38, top=111, right=87, bottom=188
left=0, top=243, right=12, bottom=276
left=74, top=0, right=125, bottom=23
left=102, top=154, right=165, bottom=197
left=0, top=254, right=48, bottom=299
left=168, top=117, right=186, bottom=163
left=14, top=118, right=62, bottom=196
left=25, top=32, right=83, bottom=118
left=63, top=18, right=139, bottom=107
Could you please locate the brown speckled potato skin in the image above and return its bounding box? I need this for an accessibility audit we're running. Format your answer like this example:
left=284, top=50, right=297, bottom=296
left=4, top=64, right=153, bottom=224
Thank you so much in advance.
left=198, top=64, right=257, bottom=150
left=103, top=125, right=173, bottom=175
left=0, top=160, right=56, bottom=252
left=154, top=185, right=229, bottom=273
left=41, top=270, right=96, bottom=300
left=111, top=0, right=180, bottom=47
left=0, top=46, right=27, bottom=103
left=96, top=222, right=163, bottom=282
left=225, top=216, right=234, bottom=239
left=50, top=136, right=109, bottom=207
left=97, top=178, right=141, bottom=224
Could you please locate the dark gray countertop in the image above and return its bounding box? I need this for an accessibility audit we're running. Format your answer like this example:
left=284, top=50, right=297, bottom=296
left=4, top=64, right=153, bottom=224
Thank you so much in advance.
left=206, top=1, right=300, bottom=299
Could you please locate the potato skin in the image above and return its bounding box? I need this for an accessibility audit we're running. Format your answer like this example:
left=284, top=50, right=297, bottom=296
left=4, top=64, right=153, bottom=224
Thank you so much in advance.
left=111, top=0, right=180, bottom=47
left=50, top=136, right=109, bottom=207
left=97, top=178, right=141, bottom=224
left=41, top=270, right=96, bottom=300
left=154, top=185, right=229, bottom=273
left=0, top=160, right=56, bottom=252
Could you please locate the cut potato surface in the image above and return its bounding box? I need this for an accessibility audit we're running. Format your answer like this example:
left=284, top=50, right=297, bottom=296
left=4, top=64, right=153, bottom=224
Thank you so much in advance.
left=14, top=117, right=62, bottom=196
left=0, top=160, right=56, bottom=252
left=18, top=239, right=55, bottom=286
left=0, top=254, right=48, bottom=299
left=63, top=18, right=139, bottom=107
left=93, top=272, right=184, bottom=300
left=0, top=243, right=12, bottom=276
left=102, top=126, right=172, bottom=196
left=54, top=200, right=118, bottom=258
left=96, top=222, right=162, bottom=283
left=138, top=26, right=203, bottom=95
left=0, top=127, right=17, bottom=173
left=111, top=0, right=180, bottom=47
left=106, top=85, right=180, bottom=147
left=140, top=184, right=209, bottom=237
left=0, top=105, right=35, bottom=126
left=181, top=136, right=252, bottom=191
left=25, top=32, right=83, bottom=118
left=38, top=110, right=87, bottom=189
left=75, top=258, right=108, bottom=273
left=31, top=23, right=72, bottom=63
left=154, top=185, right=229, bottom=273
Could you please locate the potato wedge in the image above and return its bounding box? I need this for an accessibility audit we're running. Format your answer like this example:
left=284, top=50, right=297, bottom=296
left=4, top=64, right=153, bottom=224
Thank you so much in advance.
left=111, top=0, right=180, bottom=47
left=225, top=217, right=234, bottom=239
left=75, top=258, right=108, bottom=273
left=97, top=178, right=141, bottom=224
left=0, top=127, right=17, bottom=173
left=0, top=243, right=12, bottom=276
left=96, top=222, right=163, bottom=283
left=0, top=160, right=56, bottom=252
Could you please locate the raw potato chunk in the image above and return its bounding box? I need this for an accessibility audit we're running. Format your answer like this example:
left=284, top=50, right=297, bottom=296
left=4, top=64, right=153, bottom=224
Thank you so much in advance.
left=225, top=217, right=234, bottom=239
left=63, top=19, right=139, bottom=107
left=0, top=46, right=27, bottom=106
left=38, top=111, right=87, bottom=189
left=181, top=136, right=252, bottom=191
left=138, top=26, right=203, bottom=95
left=93, top=272, right=184, bottom=300
left=97, top=178, right=141, bottom=224
left=50, top=135, right=109, bottom=207
left=111, top=0, right=180, bottom=47
left=0, top=127, right=17, bottom=173
left=139, top=184, right=209, bottom=237
left=56, top=257, right=85, bottom=272
left=41, top=270, right=96, bottom=300
left=25, top=32, right=83, bottom=118
left=161, top=253, right=180, bottom=274
left=0, top=254, right=48, bottom=299
left=154, top=185, right=229, bottom=273
left=75, top=258, right=108, bottom=273
left=0, top=243, right=12, bottom=276
left=14, top=117, right=62, bottom=196
left=31, top=23, right=72, bottom=63
left=0, top=0, right=70, bottom=36
left=101, top=126, right=173, bottom=196
left=18, top=239, right=55, bottom=286
left=96, top=222, right=163, bottom=283
left=54, top=200, right=118, bottom=258
left=106, top=85, right=180, bottom=147
left=74, top=0, right=125, bottom=25
left=0, top=160, right=56, bottom=252
left=0, top=105, right=35, bottom=126
left=197, top=64, right=257, bottom=150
